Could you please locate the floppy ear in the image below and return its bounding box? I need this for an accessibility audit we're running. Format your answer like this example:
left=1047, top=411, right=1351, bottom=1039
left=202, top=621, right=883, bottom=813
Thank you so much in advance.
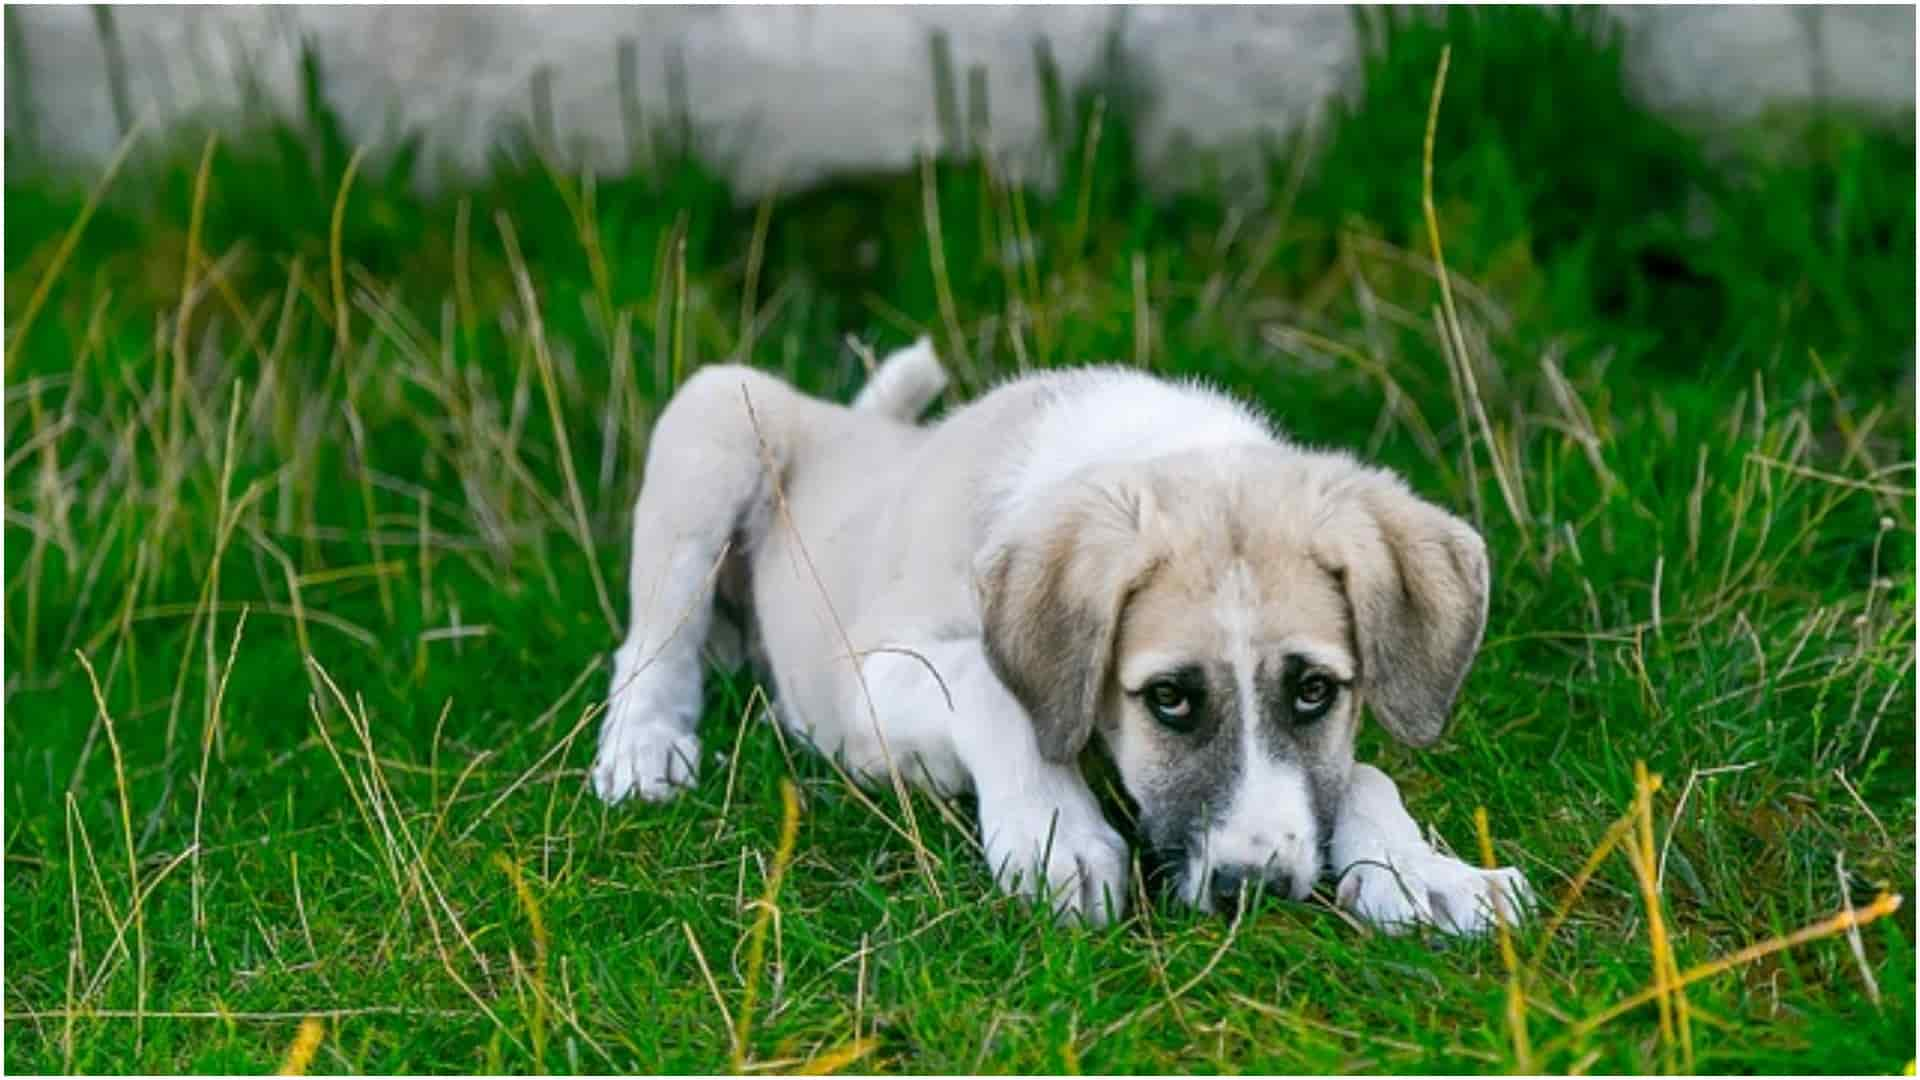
left=977, top=476, right=1156, bottom=762
left=1317, top=472, right=1490, bottom=747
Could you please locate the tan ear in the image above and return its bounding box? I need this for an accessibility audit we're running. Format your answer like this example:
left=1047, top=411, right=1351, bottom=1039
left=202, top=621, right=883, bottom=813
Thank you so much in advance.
left=977, top=475, right=1156, bottom=762
left=1318, top=472, right=1490, bottom=747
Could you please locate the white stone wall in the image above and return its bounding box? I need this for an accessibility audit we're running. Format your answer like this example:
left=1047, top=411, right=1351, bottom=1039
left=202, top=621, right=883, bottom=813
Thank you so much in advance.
left=6, top=5, right=1912, bottom=198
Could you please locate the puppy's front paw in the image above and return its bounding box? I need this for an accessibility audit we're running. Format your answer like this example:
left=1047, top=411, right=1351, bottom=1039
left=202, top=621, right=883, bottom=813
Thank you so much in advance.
left=1336, top=849, right=1533, bottom=936
left=982, top=809, right=1130, bottom=927
left=592, top=721, right=701, bottom=804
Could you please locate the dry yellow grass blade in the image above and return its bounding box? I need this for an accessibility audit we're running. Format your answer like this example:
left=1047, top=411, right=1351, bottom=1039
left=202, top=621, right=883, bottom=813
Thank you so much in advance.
left=73, top=650, right=146, bottom=1049
left=330, top=145, right=369, bottom=353
left=167, top=132, right=218, bottom=466
left=1626, top=760, right=1691, bottom=1073
left=1420, top=43, right=1532, bottom=556
left=5, top=115, right=147, bottom=379
left=495, top=210, right=622, bottom=636
left=494, top=852, right=552, bottom=1064
left=276, top=1016, right=326, bottom=1075
left=921, top=151, right=972, bottom=387
left=733, top=779, right=804, bottom=1074
left=1522, top=783, right=1657, bottom=989
left=1475, top=807, right=1532, bottom=1074
left=791, top=1036, right=882, bottom=1075
left=1542, top=891, right=1904, bottom=1058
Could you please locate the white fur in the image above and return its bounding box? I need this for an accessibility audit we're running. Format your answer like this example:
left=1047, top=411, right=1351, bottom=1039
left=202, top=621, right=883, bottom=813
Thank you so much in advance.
left=984, top=370, right=1273, bottom=539
left=853, top=336, right=948, bottom=420
left=1331, top=764, right=1535, bottom=935
left=928, top=638, right=1128, bottom=921
left=822, top=643, right=971, bottom=795
left=593, top=538, right=722, bottom=802
left=591, top=346, right=1529, bottom=931
left=1189, top=754, right=1319, bottom=911
left=1186, top=561, right=1322, bottom=909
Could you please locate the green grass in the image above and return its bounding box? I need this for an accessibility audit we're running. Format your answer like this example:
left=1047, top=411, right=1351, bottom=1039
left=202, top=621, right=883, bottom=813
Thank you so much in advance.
left=5, top=8, right=1915, bottom=1073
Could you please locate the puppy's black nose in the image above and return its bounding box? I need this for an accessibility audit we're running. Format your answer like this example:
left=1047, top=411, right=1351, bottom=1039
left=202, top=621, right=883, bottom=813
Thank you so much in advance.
left=1209, top=867, right=1288, bottom=910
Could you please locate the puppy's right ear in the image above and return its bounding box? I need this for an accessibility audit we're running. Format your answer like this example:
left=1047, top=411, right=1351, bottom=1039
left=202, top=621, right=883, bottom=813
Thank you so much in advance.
left=1315, top=470, right=1490, bottom=747
left=977, top=475, right=1156, bottom=762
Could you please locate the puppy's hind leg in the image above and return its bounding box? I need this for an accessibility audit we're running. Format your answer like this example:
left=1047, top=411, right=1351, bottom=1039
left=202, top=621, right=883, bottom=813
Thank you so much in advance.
left=593, top=365, right=807, bottom=804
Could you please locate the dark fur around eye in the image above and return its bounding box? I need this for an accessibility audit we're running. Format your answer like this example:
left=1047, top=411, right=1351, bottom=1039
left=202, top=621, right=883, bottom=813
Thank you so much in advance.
left=1135, top=666, right=1207, bottom=732
left=1288, top=666, right=1343, bottom=725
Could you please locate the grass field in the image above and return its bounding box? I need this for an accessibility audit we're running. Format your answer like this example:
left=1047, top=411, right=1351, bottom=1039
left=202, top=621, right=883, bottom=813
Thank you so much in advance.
left=4, top=9, right=1916, bottom=1073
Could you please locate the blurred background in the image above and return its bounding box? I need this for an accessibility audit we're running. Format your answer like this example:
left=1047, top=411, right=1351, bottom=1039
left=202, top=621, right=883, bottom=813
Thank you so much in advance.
left=5, top=7, right=1916, bottom=1074
left=5, top=6, right=1916, bottom=195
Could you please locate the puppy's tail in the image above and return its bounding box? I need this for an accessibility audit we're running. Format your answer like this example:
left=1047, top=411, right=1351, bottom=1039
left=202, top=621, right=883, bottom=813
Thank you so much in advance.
left=854, top=337, right=948, bottom=421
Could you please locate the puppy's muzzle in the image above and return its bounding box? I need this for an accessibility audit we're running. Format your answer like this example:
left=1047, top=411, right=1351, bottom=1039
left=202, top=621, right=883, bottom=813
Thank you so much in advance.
left=1207, top=864, right=1297, bottom=910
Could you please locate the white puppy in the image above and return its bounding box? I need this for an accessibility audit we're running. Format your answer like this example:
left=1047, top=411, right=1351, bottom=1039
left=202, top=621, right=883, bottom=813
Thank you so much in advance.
left=593, top=342, right=1531, bottom=932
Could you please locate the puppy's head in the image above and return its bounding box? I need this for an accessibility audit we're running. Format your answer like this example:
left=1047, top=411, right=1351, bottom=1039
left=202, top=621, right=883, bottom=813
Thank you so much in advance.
left=979, top=445, right=1488, bottom=913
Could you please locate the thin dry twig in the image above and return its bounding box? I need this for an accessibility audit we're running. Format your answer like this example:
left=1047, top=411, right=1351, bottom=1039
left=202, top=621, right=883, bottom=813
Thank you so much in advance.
left=1835, top=851, right=1882, bottom=1008
left=74, top=650, right=146, bottom=1048
left=1657, top=762, right=1757, bottom=892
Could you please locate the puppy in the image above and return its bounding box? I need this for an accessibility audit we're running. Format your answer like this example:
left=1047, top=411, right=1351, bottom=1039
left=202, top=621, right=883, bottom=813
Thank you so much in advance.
left=592, top=341, right=1531, bottom=932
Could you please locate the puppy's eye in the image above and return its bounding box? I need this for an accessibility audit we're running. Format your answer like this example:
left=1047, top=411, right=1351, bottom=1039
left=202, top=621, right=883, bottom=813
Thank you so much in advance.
left=1142, top=679, right=1200, bottom=732
left=1293, top=673, right=1339, bottom=721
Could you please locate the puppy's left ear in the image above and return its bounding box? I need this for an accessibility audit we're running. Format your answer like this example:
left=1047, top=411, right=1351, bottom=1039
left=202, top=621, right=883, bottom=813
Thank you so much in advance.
left=1318, top=471, right=1490, bottom=747
left=977, top=472, right=1157, bottom=763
